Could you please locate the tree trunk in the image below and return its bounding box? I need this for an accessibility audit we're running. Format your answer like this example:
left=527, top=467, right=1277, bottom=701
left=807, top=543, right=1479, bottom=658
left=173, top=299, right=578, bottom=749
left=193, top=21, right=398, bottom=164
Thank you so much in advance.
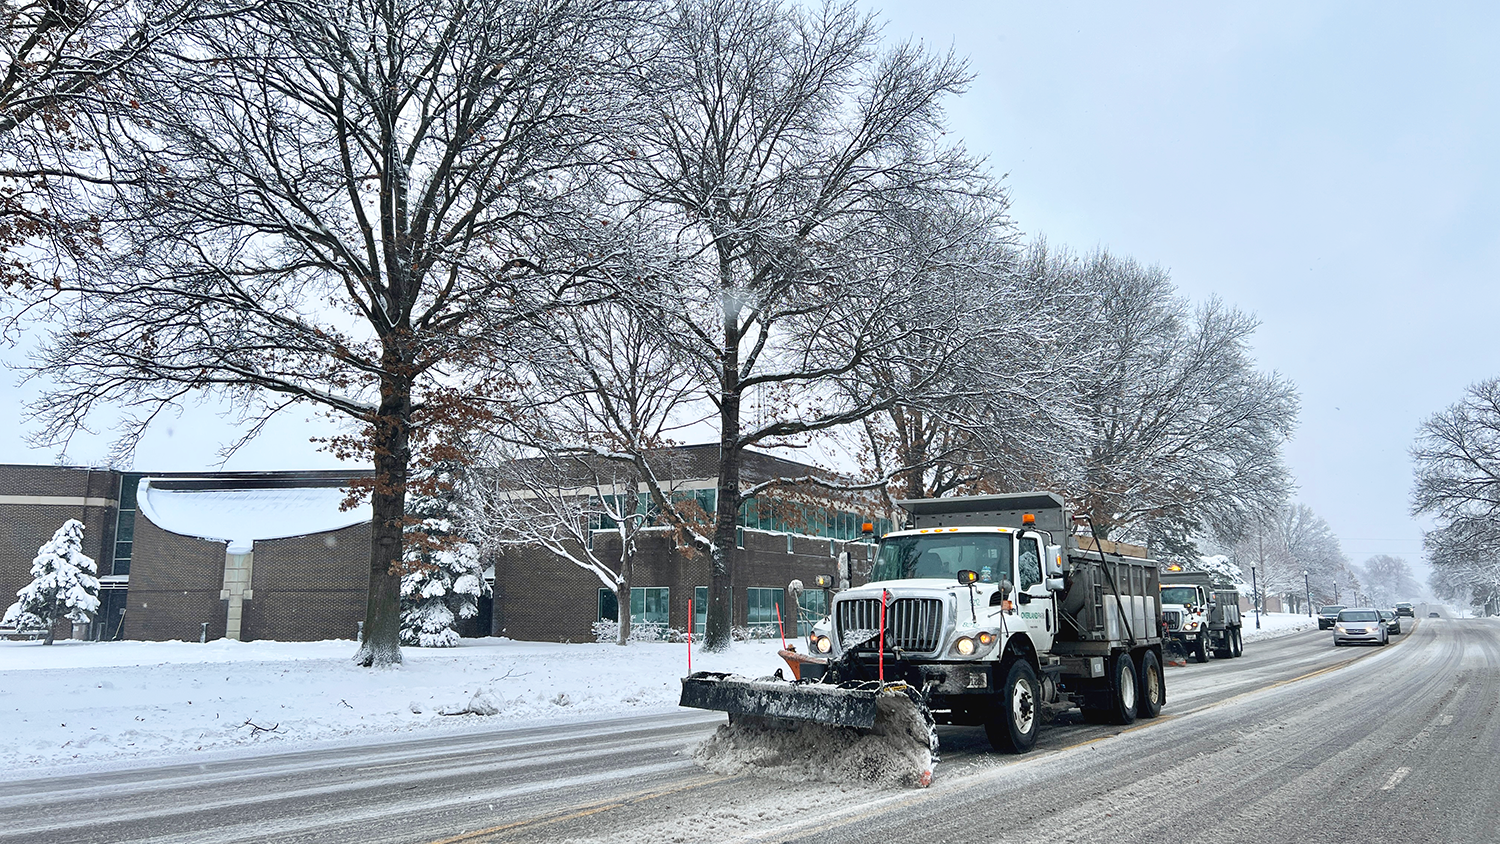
left=616, top=529, right=633, bottom=646
left=353, top=371, right=412, bottom=667
left=706, top=355, right=743, bottom=648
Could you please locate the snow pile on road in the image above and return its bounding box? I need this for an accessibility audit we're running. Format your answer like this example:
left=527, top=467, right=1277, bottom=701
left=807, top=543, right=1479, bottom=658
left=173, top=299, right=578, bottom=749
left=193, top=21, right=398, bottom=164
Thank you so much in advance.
left=693, top=689, right=936, bottom=789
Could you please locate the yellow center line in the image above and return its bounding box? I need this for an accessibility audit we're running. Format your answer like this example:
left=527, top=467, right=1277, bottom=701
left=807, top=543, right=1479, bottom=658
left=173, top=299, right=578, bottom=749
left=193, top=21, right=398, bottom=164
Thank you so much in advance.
left=423, top=774, right=725, bottom=844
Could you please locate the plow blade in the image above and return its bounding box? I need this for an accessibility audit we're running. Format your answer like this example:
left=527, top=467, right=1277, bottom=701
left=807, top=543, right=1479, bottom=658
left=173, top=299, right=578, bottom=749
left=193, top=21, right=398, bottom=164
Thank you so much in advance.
left=680, top=672, right=939, bottom=789
left=679, top=672, right=880, bottom=728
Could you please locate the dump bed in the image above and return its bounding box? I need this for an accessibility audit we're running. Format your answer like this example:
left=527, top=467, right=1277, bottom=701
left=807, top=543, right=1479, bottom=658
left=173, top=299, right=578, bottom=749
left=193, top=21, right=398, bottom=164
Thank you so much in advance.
left=1054, top=549, right=1161, bottom=655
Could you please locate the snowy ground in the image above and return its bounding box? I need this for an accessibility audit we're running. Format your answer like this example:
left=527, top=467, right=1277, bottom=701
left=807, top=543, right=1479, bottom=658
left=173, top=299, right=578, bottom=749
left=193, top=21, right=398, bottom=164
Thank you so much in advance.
left=0, top=613, right=1319, bottom=778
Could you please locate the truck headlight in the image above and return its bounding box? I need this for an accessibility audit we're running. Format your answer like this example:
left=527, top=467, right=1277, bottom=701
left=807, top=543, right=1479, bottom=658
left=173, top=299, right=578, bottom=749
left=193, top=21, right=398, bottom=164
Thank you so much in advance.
left=956, top=637, right=976, bottom=656
left=1186, top=621, right=1200, bottom=630
left=812, top=635, right=831, bottom=654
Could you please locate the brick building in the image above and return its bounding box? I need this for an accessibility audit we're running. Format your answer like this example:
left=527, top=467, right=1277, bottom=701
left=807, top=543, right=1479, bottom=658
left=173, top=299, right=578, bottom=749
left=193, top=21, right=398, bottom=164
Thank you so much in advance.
left=489, top=444, right=889, bottom=642
left=1, top=446, right=889, bottom=644
left=0, top=465, right=375, bottom=642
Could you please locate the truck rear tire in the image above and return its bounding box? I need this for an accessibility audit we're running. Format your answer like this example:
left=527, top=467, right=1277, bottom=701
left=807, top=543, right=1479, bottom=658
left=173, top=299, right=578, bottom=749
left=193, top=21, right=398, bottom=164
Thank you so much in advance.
left=1137, top=650, right=1164, bottom=718
left=1213, top=631, right=1231, bottom=659
left=1109, top=652, right=1139, bottom=724
left=1231, top=627, right=1244, bottom=657
left=1193, top=634, right=1209, bottom=663
left=986, top=659, right=1040, bottom=754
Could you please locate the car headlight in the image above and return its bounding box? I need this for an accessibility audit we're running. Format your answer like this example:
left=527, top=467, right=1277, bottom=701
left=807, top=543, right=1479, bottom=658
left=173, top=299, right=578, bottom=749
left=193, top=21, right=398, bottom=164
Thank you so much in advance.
left=956, top=636, right=976, bottom=656
left=1334, top=625, right=1346, bottom=633
left=811, top=635, right=831, bottom=654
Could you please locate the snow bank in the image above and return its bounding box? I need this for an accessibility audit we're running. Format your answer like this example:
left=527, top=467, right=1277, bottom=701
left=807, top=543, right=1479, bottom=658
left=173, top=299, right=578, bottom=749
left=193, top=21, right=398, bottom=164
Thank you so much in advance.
left=1240, top=611, right=1320, bottom=643
left=0, top=636, right=787, bottom=776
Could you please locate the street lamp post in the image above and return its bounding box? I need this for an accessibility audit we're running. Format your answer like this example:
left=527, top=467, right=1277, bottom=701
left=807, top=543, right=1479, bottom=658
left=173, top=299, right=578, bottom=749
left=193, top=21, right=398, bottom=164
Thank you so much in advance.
left=1304, top=570, right=1312, bottom=617
left=1250, top=566, right=1261, bottom=629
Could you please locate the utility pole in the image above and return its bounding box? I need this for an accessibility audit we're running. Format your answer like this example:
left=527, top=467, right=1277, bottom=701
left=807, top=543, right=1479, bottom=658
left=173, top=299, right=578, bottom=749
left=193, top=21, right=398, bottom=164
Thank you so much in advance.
left=1304, top=570, right=1312, bottom=617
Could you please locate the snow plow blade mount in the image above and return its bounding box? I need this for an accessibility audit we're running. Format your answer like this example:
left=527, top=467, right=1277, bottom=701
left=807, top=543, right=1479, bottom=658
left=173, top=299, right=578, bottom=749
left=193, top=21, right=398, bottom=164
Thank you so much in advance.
left=679, top=671, right=880, bottom=727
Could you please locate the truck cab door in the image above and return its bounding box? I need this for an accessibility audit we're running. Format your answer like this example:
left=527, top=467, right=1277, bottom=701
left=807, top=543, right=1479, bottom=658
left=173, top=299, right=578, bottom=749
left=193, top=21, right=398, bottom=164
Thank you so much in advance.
left=1017, top=536, right=1056, bottom=652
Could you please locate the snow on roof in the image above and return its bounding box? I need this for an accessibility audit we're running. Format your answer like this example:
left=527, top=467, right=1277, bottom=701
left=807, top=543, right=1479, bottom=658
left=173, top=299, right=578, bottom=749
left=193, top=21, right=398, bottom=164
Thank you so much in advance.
left=137, top=479, right=371, bottom=554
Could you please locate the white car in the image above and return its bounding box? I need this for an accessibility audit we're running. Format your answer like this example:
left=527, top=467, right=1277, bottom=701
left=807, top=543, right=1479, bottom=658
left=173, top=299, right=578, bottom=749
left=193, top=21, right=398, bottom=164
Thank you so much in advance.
left=1333, top=608, right=1388, bottom=646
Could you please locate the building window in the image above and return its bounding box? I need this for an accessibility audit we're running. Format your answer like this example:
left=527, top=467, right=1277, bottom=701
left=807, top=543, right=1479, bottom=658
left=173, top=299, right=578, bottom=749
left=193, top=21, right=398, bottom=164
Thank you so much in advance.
left=796, top=588, right=828, bottom=637
left=745, top=587, right=786, bottom=631
left=599, top=587, right=671, bottom=626
left=632, top=587, right=669, bottom=625
left=736, top=526, right=744, bottom=549
left=111, top=472, right=145, bottom=576
left=694, top=586, right=707, bottom=634
left=786, top=533, right=794, bottom=554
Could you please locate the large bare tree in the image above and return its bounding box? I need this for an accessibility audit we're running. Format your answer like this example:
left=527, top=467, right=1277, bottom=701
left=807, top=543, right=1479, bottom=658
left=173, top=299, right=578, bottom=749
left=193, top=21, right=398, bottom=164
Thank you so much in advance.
left=1062, top=249, right=1298, bottom=557
left=1411, top=377, right=1500, bottom=611
left=609, top=0, right=987, bottom=650
left=19, top=0, right=641, bottom=666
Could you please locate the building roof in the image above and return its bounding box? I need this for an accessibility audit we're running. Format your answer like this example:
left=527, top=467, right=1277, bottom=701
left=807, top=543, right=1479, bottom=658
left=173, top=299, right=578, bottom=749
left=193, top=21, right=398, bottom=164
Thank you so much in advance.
left=137, top=478, right=371, bottom=554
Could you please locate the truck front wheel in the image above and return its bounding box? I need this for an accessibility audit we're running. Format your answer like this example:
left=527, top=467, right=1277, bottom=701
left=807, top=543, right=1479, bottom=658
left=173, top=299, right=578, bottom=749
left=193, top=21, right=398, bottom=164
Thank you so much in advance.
left=1193, top=634, right=1210, bottom=663
left=986, top=659, right=1040, bottom=754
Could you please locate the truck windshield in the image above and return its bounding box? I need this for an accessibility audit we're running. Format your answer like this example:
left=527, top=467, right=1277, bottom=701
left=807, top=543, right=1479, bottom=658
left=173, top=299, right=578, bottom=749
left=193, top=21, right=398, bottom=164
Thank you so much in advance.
left=1161, top=587, right=1198, bottom=605
left=873, top=533, right=1013, bottom=582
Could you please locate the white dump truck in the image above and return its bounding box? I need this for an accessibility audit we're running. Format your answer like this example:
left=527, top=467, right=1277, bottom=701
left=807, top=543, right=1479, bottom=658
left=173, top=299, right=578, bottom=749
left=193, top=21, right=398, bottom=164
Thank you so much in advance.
left=1160, top=569, right=1244, bottom=661
left=680, top=492, right=1165, bottom=780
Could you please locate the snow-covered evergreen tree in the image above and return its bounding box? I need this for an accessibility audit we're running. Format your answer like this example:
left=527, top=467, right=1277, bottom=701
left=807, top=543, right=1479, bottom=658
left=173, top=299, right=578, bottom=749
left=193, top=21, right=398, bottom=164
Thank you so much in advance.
left=3, top=519, right=100, bottom=645
left=400, top=471, right=489, bottom=648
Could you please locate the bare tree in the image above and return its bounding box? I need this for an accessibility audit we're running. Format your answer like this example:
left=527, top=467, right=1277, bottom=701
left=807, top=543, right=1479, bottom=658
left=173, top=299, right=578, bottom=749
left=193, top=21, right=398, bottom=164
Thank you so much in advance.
left=1063, top=249, right=1298, bottom=558
left=472, top=292, right=707, bottom=646
left=18, top=0, right=642, bottom=666
left=609, top=0, right=986, bottom=649
left=1411, top=377, right=1500, bottom=611
left=0, top=0, right=230, bottom=291
left=850, top=228, right=1090, bottom=505
left=473, top=451, right=661, bottom=645
left=1355, top=554, right=1420, bottom=608
left=1229, top=503, right=1352, bottom=612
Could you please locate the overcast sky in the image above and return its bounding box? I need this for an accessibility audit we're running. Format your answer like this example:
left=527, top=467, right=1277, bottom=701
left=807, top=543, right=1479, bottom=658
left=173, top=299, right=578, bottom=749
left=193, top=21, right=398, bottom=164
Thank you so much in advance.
left=866, top=0, right=1500, bottom=580
left=4, top=1, right=1496, bottom=586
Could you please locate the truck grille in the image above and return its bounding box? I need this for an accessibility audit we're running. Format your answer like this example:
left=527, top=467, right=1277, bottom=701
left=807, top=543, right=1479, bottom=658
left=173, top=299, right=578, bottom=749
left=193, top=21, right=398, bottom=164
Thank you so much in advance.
left=1162, top=609, right=1182, bottom=631
left=835, top=597, right=945, bottom=654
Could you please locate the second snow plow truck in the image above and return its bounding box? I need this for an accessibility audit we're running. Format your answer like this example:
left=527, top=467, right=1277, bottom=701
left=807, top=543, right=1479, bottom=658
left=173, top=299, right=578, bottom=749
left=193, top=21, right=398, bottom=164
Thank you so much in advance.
left=680, top=492, right=1165, bottom=786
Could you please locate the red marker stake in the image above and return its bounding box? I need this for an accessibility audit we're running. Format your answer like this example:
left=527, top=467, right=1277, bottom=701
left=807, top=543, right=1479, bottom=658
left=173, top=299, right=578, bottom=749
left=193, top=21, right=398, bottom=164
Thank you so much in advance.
left=687, top=597, right=692, bottom=674
left=775, top=602, right=787, bottom=650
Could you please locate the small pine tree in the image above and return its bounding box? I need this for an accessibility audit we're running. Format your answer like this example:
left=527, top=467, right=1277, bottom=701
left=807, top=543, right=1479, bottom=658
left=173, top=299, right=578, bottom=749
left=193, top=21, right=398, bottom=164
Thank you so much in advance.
left=3, top=519, right=100, bottom=645
left=400, top=469, right=489, bottom=648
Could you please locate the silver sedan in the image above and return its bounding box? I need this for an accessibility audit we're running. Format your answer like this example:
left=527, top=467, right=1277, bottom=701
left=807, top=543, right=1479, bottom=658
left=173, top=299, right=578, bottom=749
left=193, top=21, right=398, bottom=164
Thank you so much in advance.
left=1333, top=608, right=1388, bottom=646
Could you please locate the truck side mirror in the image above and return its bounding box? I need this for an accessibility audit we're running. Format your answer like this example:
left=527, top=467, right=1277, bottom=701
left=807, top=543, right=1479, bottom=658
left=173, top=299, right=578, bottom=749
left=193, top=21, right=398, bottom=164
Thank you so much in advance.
left=957, top=570, right=979, bottom=586
left=1046, top=577, right=1066, bottom=592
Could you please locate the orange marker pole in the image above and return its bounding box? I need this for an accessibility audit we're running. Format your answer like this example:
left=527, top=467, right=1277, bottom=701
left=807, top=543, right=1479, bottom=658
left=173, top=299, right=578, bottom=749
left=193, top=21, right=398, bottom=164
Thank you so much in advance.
left=687, top=597, right=692, bottom=674
left=775, top=602, right=787, bottom=650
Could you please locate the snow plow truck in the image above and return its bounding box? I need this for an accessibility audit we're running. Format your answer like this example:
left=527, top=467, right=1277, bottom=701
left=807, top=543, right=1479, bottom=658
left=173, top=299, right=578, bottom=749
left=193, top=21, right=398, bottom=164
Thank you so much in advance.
left=680, top=491, right=1165, bottom=785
